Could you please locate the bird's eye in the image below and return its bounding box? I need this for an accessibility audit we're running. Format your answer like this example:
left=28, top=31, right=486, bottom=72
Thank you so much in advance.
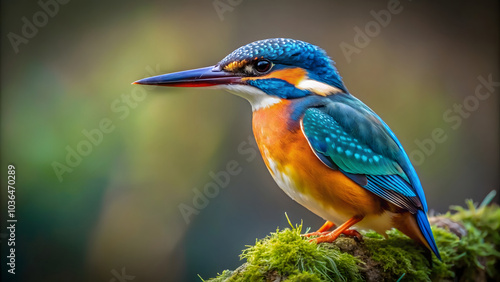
left=255, top=60, right=272, bottom=73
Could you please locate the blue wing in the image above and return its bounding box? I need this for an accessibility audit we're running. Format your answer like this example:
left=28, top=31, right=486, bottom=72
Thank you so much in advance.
left=301, top=96, right=424, bottom=213
left=300, top=94, right=440, bottom=260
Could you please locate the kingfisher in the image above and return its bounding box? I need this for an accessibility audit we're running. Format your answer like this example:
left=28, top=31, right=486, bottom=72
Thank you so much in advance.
left=133, top=38, right=441, bottom=260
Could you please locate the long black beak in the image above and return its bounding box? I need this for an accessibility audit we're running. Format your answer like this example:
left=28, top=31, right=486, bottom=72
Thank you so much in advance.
left=133, top=66, right=242, bottom=87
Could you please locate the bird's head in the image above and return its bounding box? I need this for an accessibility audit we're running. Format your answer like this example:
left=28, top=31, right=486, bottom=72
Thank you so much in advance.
left=134, top=38, right=347, bottom=110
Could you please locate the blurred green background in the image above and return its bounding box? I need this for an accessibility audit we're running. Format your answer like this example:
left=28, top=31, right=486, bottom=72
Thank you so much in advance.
left=1, top=0, right=498, bottom=281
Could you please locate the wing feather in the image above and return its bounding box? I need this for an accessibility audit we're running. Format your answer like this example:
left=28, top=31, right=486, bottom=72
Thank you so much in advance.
left=301, top=105, right=422, bottom=212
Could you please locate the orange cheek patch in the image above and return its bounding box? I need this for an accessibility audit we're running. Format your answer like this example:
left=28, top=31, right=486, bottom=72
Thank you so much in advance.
left=244, top=67, right=307, bottom=85
left=224, top=60, right=248, bottom=72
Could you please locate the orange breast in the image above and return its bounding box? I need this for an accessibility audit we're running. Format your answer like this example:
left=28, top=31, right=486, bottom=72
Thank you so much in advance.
left=252, top=100, right=387, bottom=226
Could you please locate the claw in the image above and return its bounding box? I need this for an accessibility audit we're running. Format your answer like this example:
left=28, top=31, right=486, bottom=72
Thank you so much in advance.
left=308, top=215, right=364, bottom=244
left=303, top=220, right=335, bottom=237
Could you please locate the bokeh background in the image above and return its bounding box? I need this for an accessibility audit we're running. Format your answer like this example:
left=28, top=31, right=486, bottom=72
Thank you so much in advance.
left=1, top=0, right=498, bottom=281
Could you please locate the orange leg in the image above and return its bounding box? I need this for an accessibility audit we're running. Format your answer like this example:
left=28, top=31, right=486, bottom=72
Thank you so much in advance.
left=303, top=221, right=336, bottom=237
left=310, top=215, right=364, bottom=243
left=317, top=221, right=335, bottom=232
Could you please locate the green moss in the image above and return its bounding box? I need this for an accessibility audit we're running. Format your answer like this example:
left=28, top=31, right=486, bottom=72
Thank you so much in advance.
left=203, top=270, right=233, bottom=282
left=240, top=220, right=362, bottom=282
left=207, top=218, right=361, bottom=281
left=363, top=229, right=431, bottom=281
left=287, top=272, right=323, bottom=281
left=431, top=191, right=500, bottom=280
left=205, top=192, right=500, bottom=281
left=427, top=227, right=456, bottom=279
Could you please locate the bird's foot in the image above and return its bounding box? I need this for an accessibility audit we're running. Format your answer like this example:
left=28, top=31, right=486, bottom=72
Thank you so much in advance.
left=307, top=228, right=362, bottom=243
left=339, top=229, right=362, bottom=240
left=303, top=221, right=336, bottom=237
left=308, top=215, right=364, bottom=243
left=303, top=231, right=330, bottom=238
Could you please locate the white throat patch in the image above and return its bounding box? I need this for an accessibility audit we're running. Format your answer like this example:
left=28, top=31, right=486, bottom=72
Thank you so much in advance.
left=217, top=84, right=281, bottom=111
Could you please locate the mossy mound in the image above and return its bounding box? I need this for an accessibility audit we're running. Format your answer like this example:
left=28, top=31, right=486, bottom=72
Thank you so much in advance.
left=205, top=192, right=500, bottom=281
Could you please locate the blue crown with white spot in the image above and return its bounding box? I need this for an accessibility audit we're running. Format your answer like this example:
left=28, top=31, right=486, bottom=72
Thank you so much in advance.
left=217, top=38, right=347, bottom=92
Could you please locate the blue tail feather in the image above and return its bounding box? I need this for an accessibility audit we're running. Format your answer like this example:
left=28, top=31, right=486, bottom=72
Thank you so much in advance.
left=416, top=209, right=441, bottom=260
